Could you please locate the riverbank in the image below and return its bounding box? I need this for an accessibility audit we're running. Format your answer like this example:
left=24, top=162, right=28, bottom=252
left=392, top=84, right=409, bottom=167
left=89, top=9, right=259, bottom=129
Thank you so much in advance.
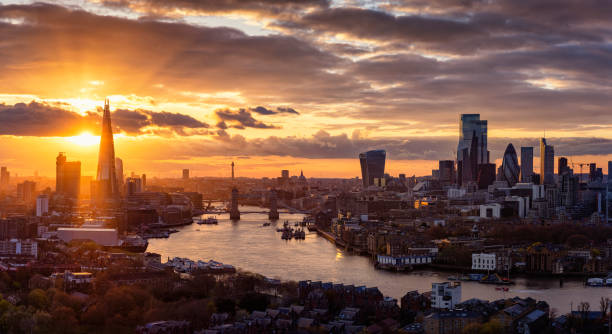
left=147, top=208, right=605, bottom=314
left=315, top=227, right=610, bottom=280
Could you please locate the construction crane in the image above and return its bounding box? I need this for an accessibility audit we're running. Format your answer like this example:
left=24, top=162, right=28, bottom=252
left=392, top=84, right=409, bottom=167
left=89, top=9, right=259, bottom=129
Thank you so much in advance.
left=569, top=157, right=589, bottom=184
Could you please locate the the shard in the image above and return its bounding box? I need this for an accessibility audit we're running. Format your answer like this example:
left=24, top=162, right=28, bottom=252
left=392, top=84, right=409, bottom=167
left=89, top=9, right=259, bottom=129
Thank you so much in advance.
left=95, top=98, right=118, bottom=200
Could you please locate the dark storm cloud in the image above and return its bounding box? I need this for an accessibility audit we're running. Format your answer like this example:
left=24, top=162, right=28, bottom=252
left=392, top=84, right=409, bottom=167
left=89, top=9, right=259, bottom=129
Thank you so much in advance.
left=215, top=108, right=279, bottom=129
left=301, top=7, right=483, bottom=43
left=0, top=101, right=208, bottom=137
left=148, top=111, right=208, bottom=128
left=112, top=109, right=209, bottom=135
left=0, top=102, right=97, bottom=136
left=250, top=106, right=299, bottom=115
left=183, top=131, right=612, bottom=160
left=390, top=0, right=612, bottom=24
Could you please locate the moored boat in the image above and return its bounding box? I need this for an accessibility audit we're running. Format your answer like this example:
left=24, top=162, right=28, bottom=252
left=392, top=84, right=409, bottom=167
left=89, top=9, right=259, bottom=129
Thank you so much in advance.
left=198, top=216, right=218, bottom=225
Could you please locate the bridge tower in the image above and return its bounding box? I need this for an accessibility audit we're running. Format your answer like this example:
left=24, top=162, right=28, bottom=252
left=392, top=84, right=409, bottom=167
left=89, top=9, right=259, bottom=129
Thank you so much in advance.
left=230, top=187, right=240, bottom=220
left=269, top=189, right=279, bottom=220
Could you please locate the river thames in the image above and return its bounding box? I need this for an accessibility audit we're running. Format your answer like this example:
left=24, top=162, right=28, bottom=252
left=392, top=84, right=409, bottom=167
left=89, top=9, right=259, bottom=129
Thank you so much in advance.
left=148, top=207, right=611, bottom=314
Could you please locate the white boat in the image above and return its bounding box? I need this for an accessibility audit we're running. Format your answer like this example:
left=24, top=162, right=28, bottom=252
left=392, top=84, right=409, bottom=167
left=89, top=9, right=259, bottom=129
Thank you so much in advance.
left=587, top=277, right=604, bottom=286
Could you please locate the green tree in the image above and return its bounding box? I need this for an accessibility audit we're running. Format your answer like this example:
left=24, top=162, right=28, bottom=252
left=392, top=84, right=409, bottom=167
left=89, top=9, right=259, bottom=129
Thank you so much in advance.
left=28, top=289, right=50, bottom=310
left=50, top=306, right=79, bottom=334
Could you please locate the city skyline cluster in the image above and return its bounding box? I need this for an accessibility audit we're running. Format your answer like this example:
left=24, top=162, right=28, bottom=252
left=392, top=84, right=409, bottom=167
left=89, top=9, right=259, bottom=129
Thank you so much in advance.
left=1, top=102, right=611, bottom=182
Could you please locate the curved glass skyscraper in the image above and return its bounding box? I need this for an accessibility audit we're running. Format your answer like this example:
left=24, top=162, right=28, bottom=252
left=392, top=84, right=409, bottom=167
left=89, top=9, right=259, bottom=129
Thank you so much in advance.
left=502, top=143, right=520, bottom=186
left=359, top=150, right=386, bottom=187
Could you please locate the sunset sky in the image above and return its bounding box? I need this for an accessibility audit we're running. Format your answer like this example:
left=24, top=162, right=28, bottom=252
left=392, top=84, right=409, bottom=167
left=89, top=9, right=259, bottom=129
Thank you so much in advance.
left=0, top=0, right=611, bottom=178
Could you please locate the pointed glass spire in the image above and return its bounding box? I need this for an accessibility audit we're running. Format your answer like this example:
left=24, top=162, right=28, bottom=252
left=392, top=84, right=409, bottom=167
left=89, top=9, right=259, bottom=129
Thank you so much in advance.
left=96, top=98, right=118, bottom=199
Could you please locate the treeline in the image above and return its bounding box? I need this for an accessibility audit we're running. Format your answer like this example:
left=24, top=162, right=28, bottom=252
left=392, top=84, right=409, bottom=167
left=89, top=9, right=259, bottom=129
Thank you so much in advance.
left=0, top=270, right=298, bottom=333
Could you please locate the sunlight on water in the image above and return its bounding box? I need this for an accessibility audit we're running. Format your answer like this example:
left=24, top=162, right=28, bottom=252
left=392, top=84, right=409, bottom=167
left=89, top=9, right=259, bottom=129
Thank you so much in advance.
left=148, top=206, right=607, bottom=313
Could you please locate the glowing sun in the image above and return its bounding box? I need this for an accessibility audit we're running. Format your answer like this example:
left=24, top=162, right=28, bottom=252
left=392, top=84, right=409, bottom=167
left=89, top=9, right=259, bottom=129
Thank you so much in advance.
left=66, top=132, right=100, bottom=146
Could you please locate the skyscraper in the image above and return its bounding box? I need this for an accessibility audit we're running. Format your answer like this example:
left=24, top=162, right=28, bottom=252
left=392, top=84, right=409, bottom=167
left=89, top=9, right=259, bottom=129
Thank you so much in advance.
left=56, top=153, right=66, bottom=193
left=520, top=147, right=533, bottom=183
left=17, top=181, right=36, bottom=202
left=56, top=152, right=81, bottom=199
left=558, top=157, right=569, bottom=176
left=125, top=177, right=142, bottom=195
left=183, top=169, right=190, bottom=180
left=539, top=138, right=554, bottom=185
left=476, top=163, right=496, bottom=189
left=438, top=160, right=455, bottom=184
left=63, top=161, right=81, bottom=199
left=0, top=167, right=9, bottom=190
left=95, top=99, right=118, bottom=200
left=457, top=114, right=488, bottom=185
left=501, top=143, right=520, bottom=187
left=359, top=150, right=386, bottom=187
left=115, top=157, right=124, bottom=190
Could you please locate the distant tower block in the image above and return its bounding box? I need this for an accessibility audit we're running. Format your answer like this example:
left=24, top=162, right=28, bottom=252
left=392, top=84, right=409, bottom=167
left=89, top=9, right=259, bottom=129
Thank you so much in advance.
left=269, top=189, right=279, bottom=220
left=230, top=187, right=240, bottom=220
left=231, top=162, right=235, bottom=181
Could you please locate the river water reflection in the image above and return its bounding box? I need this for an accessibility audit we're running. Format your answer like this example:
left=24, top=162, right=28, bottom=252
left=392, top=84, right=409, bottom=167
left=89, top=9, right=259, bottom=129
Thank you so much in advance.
left=148, top=207, right=611, bottom=314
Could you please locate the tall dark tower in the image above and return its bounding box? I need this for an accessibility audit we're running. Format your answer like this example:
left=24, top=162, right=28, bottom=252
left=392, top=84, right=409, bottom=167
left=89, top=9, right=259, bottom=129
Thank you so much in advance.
left=230, top=187, right=240, bottom=220
left=231, top=162, right=235, bottom=181
left=95, top=98, right=118, bottom=200
left=56, top=152, right=66, bottom=193
left=269, top=189, right=279, bottom=220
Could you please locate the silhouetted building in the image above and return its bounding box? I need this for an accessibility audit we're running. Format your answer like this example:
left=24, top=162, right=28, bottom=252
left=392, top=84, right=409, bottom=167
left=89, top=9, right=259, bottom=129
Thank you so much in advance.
left=125, top=177, right=143, bottom=196
left=589, top=163, right=603, bottom=183
left=359, top=150, right=386, bottom=187
left=141, top=174, right=147, bottom=190
left=182, top=169, right=189, bottom=180
left=558, top=157, right=569, bottom=176
left=438, top=160, right=455, bottom=185
left=540, top=138, right=554, bottom=185
left=521, top=147, right=533, bottom=183
left=17, top=181, right=36, bottom=202
left=0, top=167, right=9, bottom=190
left=115, top=157, right=124, bottom=190
left=502, top=144, right=520, bottom=187
left=560, top=171, right=579, bottom=207
left=56, top=152, right=81, bottom=199
left=94, top=99, right=119, bottom=201
left=477, top=163, right=496, bottom=189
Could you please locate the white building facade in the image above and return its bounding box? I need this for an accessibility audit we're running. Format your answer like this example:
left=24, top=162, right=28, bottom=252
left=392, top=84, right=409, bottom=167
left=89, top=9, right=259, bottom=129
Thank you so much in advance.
left=472, top=253, right=496, bottom=271
left=431, top=282, right=461, bottom=310
left=36, top=195, right=49, bottom=217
